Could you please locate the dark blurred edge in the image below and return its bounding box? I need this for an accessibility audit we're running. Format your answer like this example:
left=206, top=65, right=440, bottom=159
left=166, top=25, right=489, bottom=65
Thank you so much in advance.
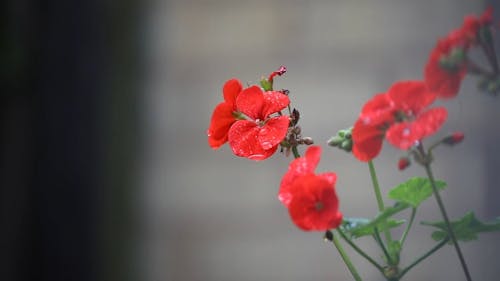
left=1, top=1, right=144, bottom=281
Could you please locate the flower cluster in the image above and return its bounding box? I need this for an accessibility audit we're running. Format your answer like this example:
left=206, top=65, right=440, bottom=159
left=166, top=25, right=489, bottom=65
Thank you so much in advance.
left=207, top=7, right=500, bottom=281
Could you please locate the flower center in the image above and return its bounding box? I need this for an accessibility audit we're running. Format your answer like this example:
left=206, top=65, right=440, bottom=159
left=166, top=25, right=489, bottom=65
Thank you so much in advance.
left=315, top=201, right=324, bottom=211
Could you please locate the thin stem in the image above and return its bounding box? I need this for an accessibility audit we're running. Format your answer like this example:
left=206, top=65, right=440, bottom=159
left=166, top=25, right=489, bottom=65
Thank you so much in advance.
left=368, top=161, right=393, bottom=243
left=336, top=229, right=385, bottom=273
left=373, top=227, right=393, bottom=265
left=399, top=207, right=416, bottom=247
left=330, top=231, right=363, bottom=281
left=398, top=238, right=449, bottom=279
left=423, top=162, right=473, bottom=281
left=291, top=146, right=300, bottom=159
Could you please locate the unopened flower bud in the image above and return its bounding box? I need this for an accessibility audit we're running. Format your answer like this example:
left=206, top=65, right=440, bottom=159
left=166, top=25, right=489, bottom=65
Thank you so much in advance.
left=327, top=135, right=343, bottom=147
left=340, top=140, right=352, bottom=152
left=302, top=137, right=314, bottom=145
left=398, top=157, right=411, bottom=170
left=442, top=132, right=465, bottom=145
left=323, top=230, right=334, bottom=242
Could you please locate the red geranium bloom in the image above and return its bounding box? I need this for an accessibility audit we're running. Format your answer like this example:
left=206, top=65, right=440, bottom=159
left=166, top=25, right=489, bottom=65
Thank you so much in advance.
left=228, top=85, right=290, bottom=160
left=207, top=79, right=243, bottom=148
left=424, top=35, right=467, bottom=99
left=287, top=174, right=343, bottom=231
left=352, top=81, right=447, bottom=161
left=279, top=146, right=336, bottom=206
left=424, top=7, right=494, bottom=99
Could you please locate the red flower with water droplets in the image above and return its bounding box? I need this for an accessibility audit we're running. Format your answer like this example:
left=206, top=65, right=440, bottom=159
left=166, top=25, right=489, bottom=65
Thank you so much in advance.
left=279, top=146, right=341, bottom=231
left=228, top=86, right=290, bottom=160
left=207, top=79, right=243, bottom=148
left=279, top=146, right=336, bottom=206
left=352, top=81, right=447, bottom=161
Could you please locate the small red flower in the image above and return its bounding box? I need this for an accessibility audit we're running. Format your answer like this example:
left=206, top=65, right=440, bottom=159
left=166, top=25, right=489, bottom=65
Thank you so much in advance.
left=352, top=81, right=447, bottom=161
left=279, top=146, right=336, bottom=206
left=287, top=174, right=343, bottom=231
left=228, top=86, right=290, bottom=160
left=207, top=79, right=243, bottom=148
left=279, top=146, right=341, bottom=231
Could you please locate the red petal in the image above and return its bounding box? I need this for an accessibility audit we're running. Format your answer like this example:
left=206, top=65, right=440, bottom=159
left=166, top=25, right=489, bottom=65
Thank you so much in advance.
left=223, top=79, right=243, bottom=105
left=386, top=122, right=424, bottom=150
left=413, top=107, right=448, bottom=138
left=359, top=93, right=395, bottom=126
left=228, top=120, right=276, bottom=160
left=424, top=40, right=466, bottom=99
left=287, top=175, right=342, bottom=231
left=387, top=80, right=436, bottom=114
left=258, top=116, right=290, bottom=150
left=279, top=146, right=322, bottom=207
left=261, top=91, right=290, bottom=117
left=352, top=119, right=384, bottom=161
left=235, top=86, right=265, bottom=120
left=207, top=102, right=236, bottom=149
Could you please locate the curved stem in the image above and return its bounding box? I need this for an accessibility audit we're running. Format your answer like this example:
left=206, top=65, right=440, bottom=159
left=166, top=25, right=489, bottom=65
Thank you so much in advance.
left=368, top=161, right=393, bottom=243
left=423, top=163, right=472, bottom=281
left=336, top=228, right=385, bottom=273
left=399, top=207, right=416, bottom=247
left=398, top=238, right=449, bottom=279
left=330, top=231, right=363, bottom=281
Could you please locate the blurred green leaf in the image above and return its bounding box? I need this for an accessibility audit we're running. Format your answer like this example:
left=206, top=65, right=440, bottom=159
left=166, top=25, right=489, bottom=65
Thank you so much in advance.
left=422, top=211, right=500, bottom=244
left=342, top=215, right=405, bottom=239
left=388, top=177, right=446, bottom=208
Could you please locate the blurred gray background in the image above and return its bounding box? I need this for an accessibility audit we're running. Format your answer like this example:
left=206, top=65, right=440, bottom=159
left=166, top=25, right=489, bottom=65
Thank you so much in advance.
left=140, top=1, right=500, bottom=281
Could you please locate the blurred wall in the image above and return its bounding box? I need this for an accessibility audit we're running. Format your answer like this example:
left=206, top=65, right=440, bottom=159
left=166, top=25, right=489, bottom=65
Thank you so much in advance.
left=141, top=1, right=500, bottom=281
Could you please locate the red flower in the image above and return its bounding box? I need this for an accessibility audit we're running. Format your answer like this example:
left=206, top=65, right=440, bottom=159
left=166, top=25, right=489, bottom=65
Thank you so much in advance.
left=424, top=36, right=467, bottom=99
left=287, top=174, right=343, bottom=231
left=424, top=7, right=494, bottom=99
left=279, top=146, right=336, bottom=206
left=279, top=146, right=341, bottom=231
left=352, top=81, right=447, bottom=161
left=207, top=79, right=243, bottom=148
left=228, top=86, right=290, bottom=160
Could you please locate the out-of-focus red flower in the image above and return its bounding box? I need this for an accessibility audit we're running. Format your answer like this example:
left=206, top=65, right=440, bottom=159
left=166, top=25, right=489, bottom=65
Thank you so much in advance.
left=352, top=81, right=447, bottom=161
left=208, top=79, right=243, bottom=148
left=228, top=85, right=290, bottom=160
left=279, top=146, right=341, bottom=231
left=279, top=146, right=336, bottom=206
left=287, top=174, right=343, bottom=231
left=424, top=7, right=494, bottom=99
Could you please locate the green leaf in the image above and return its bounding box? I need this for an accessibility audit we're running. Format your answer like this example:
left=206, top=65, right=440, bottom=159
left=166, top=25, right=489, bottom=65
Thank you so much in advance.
left=341, top=215, right=406, bottom=239
left=388, top=177, right=447, bottom=208
left=260, top=78, right=273, bottom=91
left=422, top=211, right=500, bottom=244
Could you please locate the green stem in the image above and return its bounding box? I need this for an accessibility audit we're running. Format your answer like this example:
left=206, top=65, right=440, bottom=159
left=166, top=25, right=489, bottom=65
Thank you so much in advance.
left=398, top=238, right=449, bottom=279
left=291, top=146, right=300, bottom=159
left=330, top=231, right=363, bottom=281
left=423, top=163, right=473, bottom=281
left=373, top=227, right=393, bottom=265
left=399, top=207, right=416, bottom=247
left=337, top=229, right=385, bottom=273
left=368, top=161, right=393, bottom=243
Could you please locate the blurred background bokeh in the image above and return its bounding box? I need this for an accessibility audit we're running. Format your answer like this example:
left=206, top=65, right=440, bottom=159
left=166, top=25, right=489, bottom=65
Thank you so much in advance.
left=2, top=1, right=500, bottom=281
